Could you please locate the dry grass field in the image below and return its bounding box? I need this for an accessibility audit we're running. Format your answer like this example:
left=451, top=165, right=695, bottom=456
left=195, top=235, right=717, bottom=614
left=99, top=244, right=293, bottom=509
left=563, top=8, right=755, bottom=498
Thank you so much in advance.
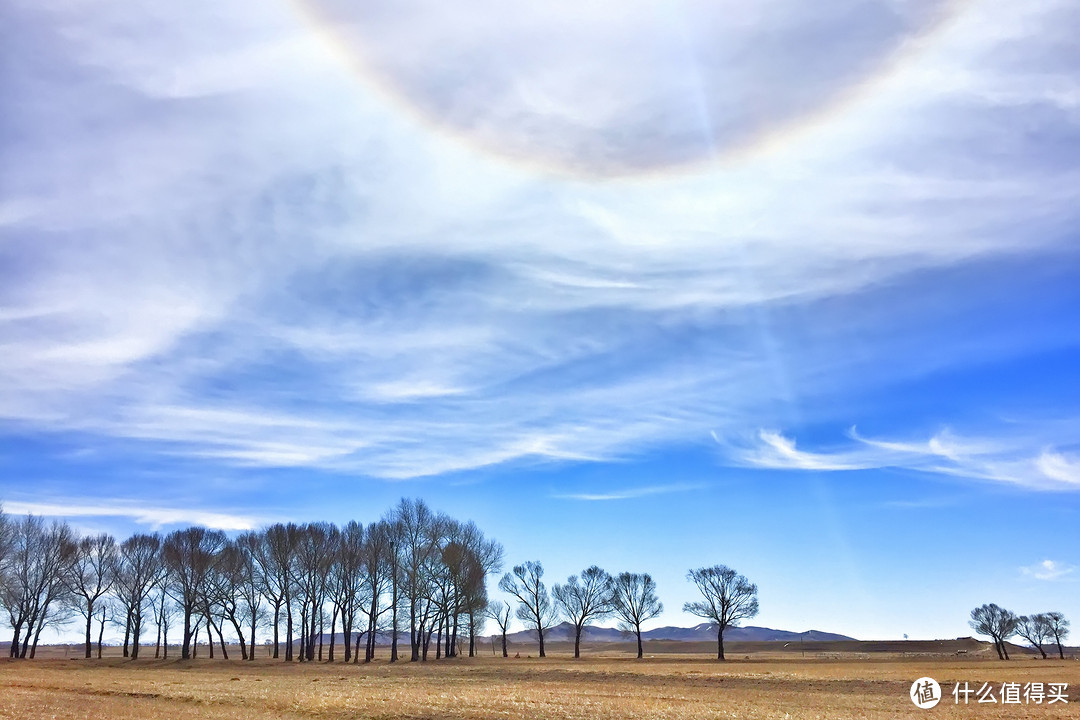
left=1, top=641, right=1077, bottom=719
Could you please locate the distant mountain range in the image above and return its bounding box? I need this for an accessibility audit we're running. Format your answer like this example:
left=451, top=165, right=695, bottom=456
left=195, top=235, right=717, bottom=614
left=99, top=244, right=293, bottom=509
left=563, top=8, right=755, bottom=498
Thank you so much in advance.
left=500, top=621, right=855, bottom=643
left=306, top=622, right=855, bottom=648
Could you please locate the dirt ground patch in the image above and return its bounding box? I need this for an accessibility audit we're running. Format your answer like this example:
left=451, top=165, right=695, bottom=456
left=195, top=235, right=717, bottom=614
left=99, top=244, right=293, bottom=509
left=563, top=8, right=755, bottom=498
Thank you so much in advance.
left=1, top=652, right=1077, bottom=719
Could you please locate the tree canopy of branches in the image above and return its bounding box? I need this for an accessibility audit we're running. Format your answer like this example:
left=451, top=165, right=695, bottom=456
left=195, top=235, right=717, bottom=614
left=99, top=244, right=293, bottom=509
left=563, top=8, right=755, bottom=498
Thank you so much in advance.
left=1044, top=611, right=1070, bottom=660
left=2, top=516, right=78, bottom=658
left=553, top=565, right=613, bottom=659
left=499, top=561, right=556, bottom=658
left=969, top=603, right=1019, bottom=660
left=610, top=572, right=663, bottom=659
left=484, top=600, right=512, bottom=658
left=684, top=565, right=759, bottom=661
left=65, top=533, right=118, bottom=659
left=162, top=527, right=228, bottom=660
left=1016, top=614, right=1052, bottom=659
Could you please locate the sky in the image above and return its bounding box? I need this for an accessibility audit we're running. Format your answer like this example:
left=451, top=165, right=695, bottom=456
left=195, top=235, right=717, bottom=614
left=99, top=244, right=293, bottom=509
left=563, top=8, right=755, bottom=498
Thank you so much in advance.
left=1, top=0, right=1079, bottom=642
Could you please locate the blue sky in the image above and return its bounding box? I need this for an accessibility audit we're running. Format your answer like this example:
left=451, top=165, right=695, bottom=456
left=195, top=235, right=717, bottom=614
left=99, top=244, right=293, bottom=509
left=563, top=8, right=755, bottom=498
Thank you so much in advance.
left=2, top=0, right=1079, bottom=641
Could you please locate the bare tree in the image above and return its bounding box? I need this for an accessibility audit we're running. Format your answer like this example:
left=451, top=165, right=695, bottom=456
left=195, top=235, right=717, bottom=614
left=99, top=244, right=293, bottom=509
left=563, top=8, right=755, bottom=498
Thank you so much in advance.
left=1045, top=612, right=1070, bottom=660
left=485, top=600, right=512, bottom=657
left=360, top=520, right=394, bottom=663
left=610, top=572, right=663, bottom=659
left=259, top=523, right=300, bottom=660
left=458, top=522, right=503, bottom=657
left=65, top=533, right=118, bottom=658
left=392, top=498, right=435, bottom=662
left=553, top=566, right=613, bottom=659
left=684, top=565, right=759, bottom=661
left=151, top=586, right=175, bottom=659
left=499, top=561, right=556, bottom=658
left=1, top=516, right=78, bottom=658
left=969, top=603, right=1019, bottom=660
left=292, top=522, right=337, bottom=662
left=1016, top=614, right=1052, bottom=659
left=234, top=532, right=265, bottom=661
left=332, top=521, right=364, bottom=663
left=162, top=526, right=227, bottom=659
left=114, top=533, right=161, bottom=659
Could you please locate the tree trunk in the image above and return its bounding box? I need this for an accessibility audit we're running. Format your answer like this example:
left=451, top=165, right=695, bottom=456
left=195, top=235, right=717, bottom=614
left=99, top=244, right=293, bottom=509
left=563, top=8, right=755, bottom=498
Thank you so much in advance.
left=390, top=593, right=399, bottom=663
left=97, top=607, right=106, bottom=659
left=410, top=601, right=419, bottom=662
left=84, top=604, right=93, bottom=659
left=123, top=613, right=131, bottom=658
left=717, top=627, right=725, bottom=661
left=9, top=623, right=22, bottom=659
left=206, top=611, right=215, bottom=659
left=155, top=608, right=163, bottom=659
left=574, top=623, right=583, bottom=659
left=272, top=603, right=281, bottom=659
left=284, top=602, right=294, bottom=661
left=636, top=624, right=644, bottom=659
left=181, top=608, right=193, bottom=660
left=329, top=607, right=338, bottom=662
left=538, top=627, right=546, bottom=658
left=131, top=613, right=142, bottom=659
left=228, top=615, right=248, bottom=660
left=215, top=621, right=229, bottom=660
left=249, top=614, right=257, bottom=662
left=501, top=631, right=508, bottom=658
left=1058, top=640, right=1065, bottom=660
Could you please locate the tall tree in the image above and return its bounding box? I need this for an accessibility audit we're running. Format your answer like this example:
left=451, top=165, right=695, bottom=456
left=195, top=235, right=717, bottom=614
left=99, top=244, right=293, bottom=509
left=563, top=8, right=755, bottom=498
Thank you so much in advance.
left=233, top=532, right=265, bottom=661
left=553, top=565, right=613, bottom=659
left=499, top=561, right=556, bottom=658
left=1, top=516, right=77, bottom=658
left=1016, top=614, right=1052, bottom=659
left=1045, top=612, right=1070, bottom=660
left=684, top=565, right=759, bottom=661
left=458, top=522, right=503, bottom=657
left=332, top=521, right=364, bottom=663
left=609, top=572, right=663, bottom=659
left=360, top=520, right=394, bottom=663
left=65, top=533, right=118, bottom=659
left=162, top=526, right=226, bottom=659
left=485, top=600, right=512, bottom=657
left=114, top=533, right=161, bottom=659
left=392, top=498, right=435, bottom=662
left=969, top=603, right=1018, bottom=660
left=259, top=524, right=299, bottom=660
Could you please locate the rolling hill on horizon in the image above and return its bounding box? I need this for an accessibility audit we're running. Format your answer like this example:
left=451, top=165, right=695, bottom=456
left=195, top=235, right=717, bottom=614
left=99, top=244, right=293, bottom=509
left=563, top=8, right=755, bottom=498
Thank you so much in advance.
left=499, top=622, right=856, bottom=644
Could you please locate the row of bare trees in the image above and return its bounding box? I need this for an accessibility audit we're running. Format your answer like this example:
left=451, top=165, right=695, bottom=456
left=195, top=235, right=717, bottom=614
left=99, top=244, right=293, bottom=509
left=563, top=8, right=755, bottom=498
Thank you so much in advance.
left=494, top=561, right=757, bottom=660
left=0, top=499, right=503, bottom=662
left=969, top=604, right=1071, bottom=660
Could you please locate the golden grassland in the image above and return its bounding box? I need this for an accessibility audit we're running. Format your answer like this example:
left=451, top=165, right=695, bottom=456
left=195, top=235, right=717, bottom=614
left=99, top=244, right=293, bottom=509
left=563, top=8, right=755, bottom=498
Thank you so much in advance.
left=1, top=641, right=1077, bottom=719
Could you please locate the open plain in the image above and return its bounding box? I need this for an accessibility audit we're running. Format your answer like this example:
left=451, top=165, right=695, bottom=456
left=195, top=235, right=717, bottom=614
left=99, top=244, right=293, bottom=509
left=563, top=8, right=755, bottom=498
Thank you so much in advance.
left=1, top=641, right=1077, bottom=720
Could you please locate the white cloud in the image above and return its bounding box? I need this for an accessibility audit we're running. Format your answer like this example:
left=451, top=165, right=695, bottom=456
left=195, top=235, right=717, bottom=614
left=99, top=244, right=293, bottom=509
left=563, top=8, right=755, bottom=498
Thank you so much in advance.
left=2, top=500, right=261, bottom=531
left=1020, top=560, right=1077, bottom=581
left=553, top=482, right=707, bottom=501
left=0, top=0, right=1078, bottom=487
left=729, top=427, right=1080, bottom=491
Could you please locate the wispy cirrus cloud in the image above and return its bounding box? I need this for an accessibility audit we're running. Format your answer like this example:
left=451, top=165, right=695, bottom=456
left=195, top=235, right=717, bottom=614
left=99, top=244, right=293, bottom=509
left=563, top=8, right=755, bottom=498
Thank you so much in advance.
left=2, top=500, right=262, bottom=531
left=553, top=482, right=707, bottom=502
left=1020, top=560, right=1077, bottom=581
left=728, top=427, right=1080, bottom=491
left=0, top=0, right=1078, bottom=493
